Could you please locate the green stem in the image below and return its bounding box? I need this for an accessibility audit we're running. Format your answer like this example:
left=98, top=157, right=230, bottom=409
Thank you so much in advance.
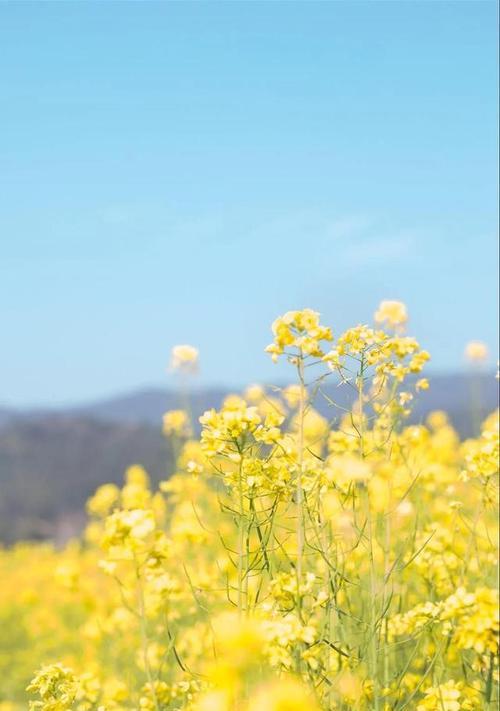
left=358, top=357, right=380, bottom=711
left=297, top=353, right=305, bottom=598
left=135, top=559, right=160, bottom=711
left=237, top=456, right=245, bottom=617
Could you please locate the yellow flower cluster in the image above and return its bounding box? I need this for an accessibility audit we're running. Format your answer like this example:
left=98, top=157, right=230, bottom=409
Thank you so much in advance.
left=389, top=586, right=499, bottom=659
left=416, top=680, right=479, bottom=711
left=27, top=664, right=79, bottom=711
left=461, top=411, right=499, bottom=482
left=200, top=395, right=284, bottom=460
left=265, top=308, right=333, bottom=361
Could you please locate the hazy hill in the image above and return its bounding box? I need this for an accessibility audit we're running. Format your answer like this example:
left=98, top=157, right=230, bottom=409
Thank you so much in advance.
left=0, top=374, right=497, bottom=543
left=0, top=418, right=171, bottom=544
left=83, top=375, right=496, bottom=431
left=76, top=387, right=229, bottom=425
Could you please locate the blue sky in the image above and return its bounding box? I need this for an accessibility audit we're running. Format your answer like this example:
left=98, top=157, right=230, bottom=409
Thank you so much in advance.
left=1, top=1, right=498, bottom=406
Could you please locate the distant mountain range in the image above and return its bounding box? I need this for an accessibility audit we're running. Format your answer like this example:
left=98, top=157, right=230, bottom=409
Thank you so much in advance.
left=2, top=373, right=497, bottom=430
left=0, top=374, right=497, bottom=543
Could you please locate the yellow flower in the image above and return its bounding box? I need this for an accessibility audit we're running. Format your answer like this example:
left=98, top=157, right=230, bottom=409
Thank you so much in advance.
left=464, top=340, right=488, bottom=363
left=163, top=409, right=191, bottom=437
left=337, top=671, right=364, bottom=704
left=326, top=453, right=372, bottom=485
left=87, top=483, right=120, bottom=518
left=196, top=690, right=231, bottom=711
left=170, top=344, right=199, bottom=372
left=125, top=464, right=150, bottom=488
left=244, top=384, right=265, bottom=402
left=247, top=679, right=320, bottom=711
left=374, top=300, right=408, bottom=328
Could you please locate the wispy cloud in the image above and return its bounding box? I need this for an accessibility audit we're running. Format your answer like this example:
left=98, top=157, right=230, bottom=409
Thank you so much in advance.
left=341, top=231, right=417, bottom=268
left=95, top=204, right=418, bottom=276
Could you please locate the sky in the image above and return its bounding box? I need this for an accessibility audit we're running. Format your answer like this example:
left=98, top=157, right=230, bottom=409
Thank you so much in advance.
left=1, top=1, right=498, bottom=407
